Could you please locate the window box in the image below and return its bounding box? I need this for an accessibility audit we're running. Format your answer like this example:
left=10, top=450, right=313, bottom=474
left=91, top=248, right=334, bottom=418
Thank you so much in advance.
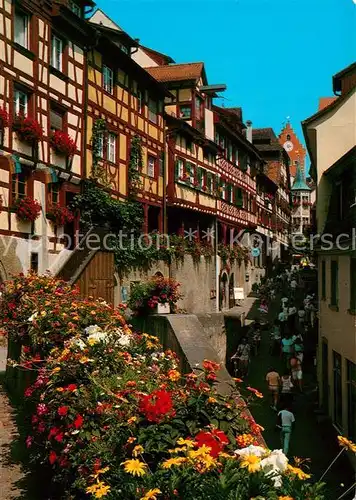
left=0, top=107, right=9, bottom=129
left=50, top=130, right=76, bottom=157
left=47, top=205, right=74, bottom=227
left=13, top=115, right=43, bottom=144
left=14, top=196, right=41, bottom=222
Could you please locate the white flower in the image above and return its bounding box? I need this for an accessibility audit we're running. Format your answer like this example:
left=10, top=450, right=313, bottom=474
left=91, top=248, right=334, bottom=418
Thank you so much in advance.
left=260, top=449, right=288, bottom=487
left=117, top=334, right=131, bottom=347
left=69, top=338, right=86, bottom=350
left=28, top=312, right=38, bottom=322
left=87, top=331, right=108, bottom=344
left=235, top=445, right=267, bottom=458
left=85, top=325, right=102, bottom=336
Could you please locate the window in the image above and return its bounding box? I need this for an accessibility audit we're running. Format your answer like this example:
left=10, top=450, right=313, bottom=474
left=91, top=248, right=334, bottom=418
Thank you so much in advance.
left=107, top=133, right=116, bottom=163
left=137, top=90, right=144, bottom=114
left=97, top=132, right=104, bottom=158
left=330, top=260, right=338, bottom=307
left=147, top=156, right=156, bottom=178
left=14, top=11, right=29, bottom=48
left=103, top=65, right=114, bottom=94
left=68, top=0, right=81, bottom=16
left=159, top=152, right=164, bottom=177
left=13, top=88, right=28, bottom=116
left=50, top=106, right=64, bottom=131
left=117, top=69, right=128, bottom=88
left=235, top=149, right=239, bottom=166
left=148, top=99, right=158, bottom=124
left=333, top=351, right=343, bottom=428
left=227, top=141, right=233, bottom=162
left=180, top=105, right=191, bottom=119
left=347, top=360, right=356, bottom=440
left=51, top=35, right=63, bottom=71
left=235, top=187, right=243, bottom=207
left=206, top=172, right=212, bottom=192
left=48, top=183, right=59, bottom=206
left=176, top=158, right=184, bottom=180
left=187, top=162, right=195, bottom=184
left=186, top=137, right=193, bottom=153
left=321, top=260, right=326, bottom=300
left=30, top=252, right=38, bottom=273
left=12, top=172, right=27, bottom=200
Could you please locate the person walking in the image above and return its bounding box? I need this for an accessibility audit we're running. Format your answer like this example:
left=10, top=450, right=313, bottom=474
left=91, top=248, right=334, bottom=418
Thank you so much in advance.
left=266, top=367, right=281, bottom=410
left=278, top=405, right=295, bottom=455
left=231, top=338, right=250, bottom=378
left=281, top=333, right=294, bottom=366
left=290, top=355, right=303, bottom=392
left=280, top=369, right=294, bottom=406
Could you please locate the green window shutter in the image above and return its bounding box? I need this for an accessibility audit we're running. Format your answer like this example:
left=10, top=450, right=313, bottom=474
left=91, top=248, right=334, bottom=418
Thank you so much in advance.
left=197, top=167, right=203, bottom=187
left=175, top=160, right=179, bottom=180
left=235, top=187, right=243, bottom=207
left=330, top=260, right=338, bottom=306
left=350, top=258, right=356, bottom=311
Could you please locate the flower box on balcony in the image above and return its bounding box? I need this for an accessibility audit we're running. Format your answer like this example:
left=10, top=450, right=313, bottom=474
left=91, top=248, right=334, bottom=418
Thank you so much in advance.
left=47, top=206, right=75, bottom=227
left=154, top=303, right=170, bottom=314
left=50, top=130, right=77, bottom=158
left=13, top=115, right=43, bottom=144
left=14, top=196, right=41, bottom=222
left=0, top=107, right=9, bottom=129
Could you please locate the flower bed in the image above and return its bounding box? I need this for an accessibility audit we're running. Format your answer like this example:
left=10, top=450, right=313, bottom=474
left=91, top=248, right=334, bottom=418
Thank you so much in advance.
left=128, top=276, right=182, bottom=314
left=14, top=196, right=42, bottom=222
left=47, top=205, right=75, bottom=226
left=50, top=130, right=77, bottom=157
left=0, top=275, right=325, bottom=499
left=13, top=115, right=43, bottom=143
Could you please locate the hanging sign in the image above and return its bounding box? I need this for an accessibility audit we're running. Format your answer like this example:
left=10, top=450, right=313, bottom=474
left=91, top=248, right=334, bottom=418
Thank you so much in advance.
left=251, top=247, right=260, bottom=258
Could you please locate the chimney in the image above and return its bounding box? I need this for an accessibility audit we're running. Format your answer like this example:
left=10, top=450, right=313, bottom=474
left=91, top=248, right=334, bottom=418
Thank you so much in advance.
left=246, top=120, right=253, bottom=143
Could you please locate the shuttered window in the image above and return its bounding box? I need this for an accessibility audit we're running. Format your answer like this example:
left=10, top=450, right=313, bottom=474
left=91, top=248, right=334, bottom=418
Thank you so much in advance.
left=50, top=107, right=63, bottom=131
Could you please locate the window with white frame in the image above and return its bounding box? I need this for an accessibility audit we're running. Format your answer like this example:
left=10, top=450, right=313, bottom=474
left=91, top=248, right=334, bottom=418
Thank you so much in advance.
left=107, top=133, right=116, bottom=163
left=14, top=88, right=28, bottom=116
left=97, top=132, right=104, bottom=158
left=176, top=158, right=184, bottom=179
left=189, top=163, right=195, bottom=185
left=51, top=35, right=63, bottom=71
left=14, top=11, right=29, bottom=48
left=103, top=65, right=114, bottom=94
left=147, top=156, right=156, bottom=178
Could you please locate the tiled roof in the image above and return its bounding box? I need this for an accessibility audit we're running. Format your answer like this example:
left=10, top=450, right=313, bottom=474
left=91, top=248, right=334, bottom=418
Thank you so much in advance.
left=318, top=97, right=337, bottom=111
left=254, top=143, right=283, bottom=152
left=145, top=63, right=204, bottom=82
left=140, top=45, right=175, bottom=65
left=252, top=128, right=276, bottom=140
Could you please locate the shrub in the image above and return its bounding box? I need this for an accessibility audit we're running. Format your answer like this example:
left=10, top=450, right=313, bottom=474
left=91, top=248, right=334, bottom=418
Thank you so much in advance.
left=0, top=275, right=326, bottom=499
left=14, top=196, right=42, bottom=222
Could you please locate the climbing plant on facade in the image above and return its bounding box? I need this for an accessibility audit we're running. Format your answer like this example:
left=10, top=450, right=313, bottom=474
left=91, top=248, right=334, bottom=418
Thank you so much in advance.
left=128, top=135, right=143, bottom=199
left=90, top=118, right=108, bottom=185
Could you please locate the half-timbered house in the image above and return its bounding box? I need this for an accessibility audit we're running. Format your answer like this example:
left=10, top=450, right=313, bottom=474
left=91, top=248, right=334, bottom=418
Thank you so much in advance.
left=0, top=0, right=94, bottom=279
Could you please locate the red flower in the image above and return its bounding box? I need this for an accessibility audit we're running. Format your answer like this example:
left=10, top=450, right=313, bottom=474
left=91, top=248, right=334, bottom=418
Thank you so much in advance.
left=49, top=451, right=57, bottom=465
left=54, top=432, right=64, bottom=443
left=13, top=114, right=43, bottom=143
left=65, top=384, right=77, bottom=392
left=14, top=196, right=41, bottom=222
left=195, top=429, right=229, bottom=457
left=139, top=389, right=175, bottom=423
left=0, top=106, right=9, bottom=128
left=58, top=406, right=69, bottom=416
left=50, top=130, right=77, bottom=157
left=47, top=206, right=75, bottom=227
left=73, top=414, right=84, bottom=429
left=202, top=359, right=220, bottom=373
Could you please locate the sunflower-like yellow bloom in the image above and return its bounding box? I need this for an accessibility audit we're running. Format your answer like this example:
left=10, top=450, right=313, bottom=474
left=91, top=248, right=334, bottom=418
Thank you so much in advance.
left=121, top=459, right=147, bottom=477
left=140, top=488, right=162, bottom=500
left=161, top=457, right=187, bottom=469
left=338, top=436, right=356, bottom=453
left=286, top=465, right=311, bottom=480
left=239, top=454, right=261, bottom=473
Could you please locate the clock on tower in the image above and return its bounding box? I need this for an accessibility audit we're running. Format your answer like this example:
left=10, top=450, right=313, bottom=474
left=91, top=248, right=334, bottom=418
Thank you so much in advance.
left=283, top=141, right=294, bottom=152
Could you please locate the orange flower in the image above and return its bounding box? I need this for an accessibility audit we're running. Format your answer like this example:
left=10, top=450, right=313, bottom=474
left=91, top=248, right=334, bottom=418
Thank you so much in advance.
left=247, top=387, right=263, bottom=398
left=202, top=359, right=220, bottom=372
left=167, top=369, right=181, bottom=382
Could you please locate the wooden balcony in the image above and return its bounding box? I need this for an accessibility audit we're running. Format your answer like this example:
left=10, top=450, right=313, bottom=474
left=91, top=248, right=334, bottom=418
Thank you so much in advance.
left=216, top=158, right=256, bottom=194
left=217, top=200, right=257, bottom=227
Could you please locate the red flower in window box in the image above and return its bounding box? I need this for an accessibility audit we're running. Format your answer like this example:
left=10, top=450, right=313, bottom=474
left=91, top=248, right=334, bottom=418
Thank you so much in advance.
left=50, top=130, right=77, bottom=157
left=0, top=107, right=9, bottom=129
left=13, top=115, right=43, bottom=143
left=14, top=196, right=42, bottom=222
left=193, top=180, right=200, bottom=188
left=202, top=185, right=207, bottom=192
left=47, top=206, right=75, bottom=226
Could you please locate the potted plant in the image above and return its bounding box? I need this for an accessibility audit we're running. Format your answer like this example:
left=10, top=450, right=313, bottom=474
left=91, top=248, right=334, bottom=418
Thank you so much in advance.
left=13, top=115, right=43, bottom=144
left=0, top=106, right=9, bottom=130
left=47, top=205, right=75, bottom=227
left=14, top=196, right=41, bottom=222
left=128, top=276, right=182, bottom=315
left=50, top=130, right=77, bottom=158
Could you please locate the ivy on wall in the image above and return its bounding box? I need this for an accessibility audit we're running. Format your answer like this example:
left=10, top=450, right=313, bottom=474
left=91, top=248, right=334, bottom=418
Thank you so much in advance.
left=90, top=118, right=108, bottom=185
left=128, top=135, right=143, bottom=199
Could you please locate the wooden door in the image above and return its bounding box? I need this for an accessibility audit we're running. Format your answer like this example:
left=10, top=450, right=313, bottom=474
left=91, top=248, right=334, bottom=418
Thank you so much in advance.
left=77, top=252, right=115, bottom=304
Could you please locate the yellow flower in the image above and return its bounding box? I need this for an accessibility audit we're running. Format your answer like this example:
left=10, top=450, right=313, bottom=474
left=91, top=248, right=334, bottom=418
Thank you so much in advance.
left=121, top=459, right=147, bottom=477
left=197, top=453, right=216, bottom=470
left=168, top=446, right=187, bottom=454
left=132, top=445, right=144, bottom=457
left=188, top=444, right=212, bottom=458
left=278, top=497, right=294, bottom=500
left=88, top=338, right=98, bottom=346
left=92, top=466, right=110, bottom=479
left=86, top=481, right=111, bottom=498
left=286, top=465, right=311, bottom=480
left=79, top=356, right=90, bottom=364
left=140, top=488, right=162, bottom=500
left=207, top=397, right=217, bottom=404
left=338, top=435, right=356, bottom=453
left=127, top=436, right=137, bottom=444
left=177, top=437, right=196, bottom=448
left=218, top=452, right=235, bottom=459
left=146, top=341, right=156, bottom=349
left=127, top=416, right=137, bottom=425
left=239, top=454, right=261, bottom=473
left=40, top=311, right=47, bottom=317
left=52, top=367, right=61, bottom=373
left=167, top=369, right=181, bottom=381
left=161, top=457, right=187, bottom=469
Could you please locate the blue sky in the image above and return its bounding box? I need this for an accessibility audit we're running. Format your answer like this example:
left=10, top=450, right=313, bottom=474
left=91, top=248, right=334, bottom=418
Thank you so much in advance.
left=95, top=0, right=355, bottom=169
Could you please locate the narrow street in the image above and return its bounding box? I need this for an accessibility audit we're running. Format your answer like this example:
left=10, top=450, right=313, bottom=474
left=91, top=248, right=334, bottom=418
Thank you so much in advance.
left=245, top=284, right=354, bottom=500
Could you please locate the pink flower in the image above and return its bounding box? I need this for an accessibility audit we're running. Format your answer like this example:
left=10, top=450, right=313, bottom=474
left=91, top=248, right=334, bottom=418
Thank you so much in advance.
left=24, top=387, right=33, bottom=398
left=26, top=436, right=33, bottom=448
left=36, top=403, right=48, bottom=416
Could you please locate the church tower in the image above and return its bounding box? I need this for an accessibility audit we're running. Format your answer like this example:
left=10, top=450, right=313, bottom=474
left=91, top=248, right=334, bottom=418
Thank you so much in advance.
left=279, top=121, right=307, bottom=179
